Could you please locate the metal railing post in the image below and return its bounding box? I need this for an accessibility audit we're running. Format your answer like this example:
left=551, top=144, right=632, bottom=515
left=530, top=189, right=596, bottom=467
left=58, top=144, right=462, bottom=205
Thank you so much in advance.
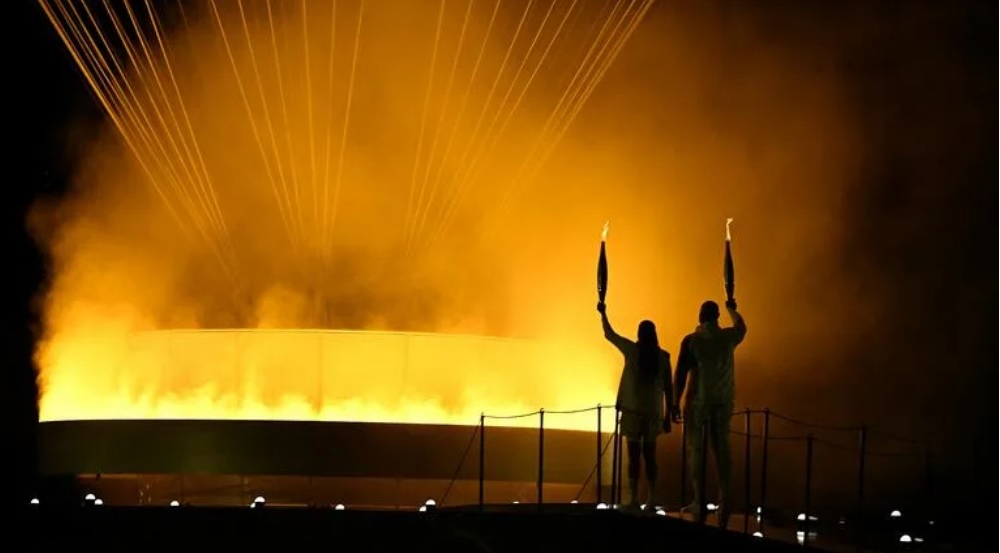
left=803, top=434, right=814, bottom=547
left=759, top=407, right=770, bottom=530
left=611, top=408, right=620, bottom=505
left=596, top=405, right=603, bottom=503
left=743, top=408, right=752, bottom=533
left=537, top=409, right=545, bottom=508
left=855, top=424, right=867, bottom=552
left=680, top=415, right=687, bottom=510
left=478, top=413, right=485, bottom=510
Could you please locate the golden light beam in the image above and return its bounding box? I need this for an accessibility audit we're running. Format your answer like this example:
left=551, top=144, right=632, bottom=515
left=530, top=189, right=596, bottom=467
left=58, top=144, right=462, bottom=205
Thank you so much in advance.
left=326, top=0, right=366, bottom=250
left=413, top=0, right=475, bottom=254
left=403, top=0, right=449, bottom=259
left=425, top=0, right=582, bottom=256
left=209, top=0, right=297, bottom=249
left=37, top=0, right=189, bottom=240
left=265, top=0, right=307, bottom=250
left=237, top=0, right=302, bottom=248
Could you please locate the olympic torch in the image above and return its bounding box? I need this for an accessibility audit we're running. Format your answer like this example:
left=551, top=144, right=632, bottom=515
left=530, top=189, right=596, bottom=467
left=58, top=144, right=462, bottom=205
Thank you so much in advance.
left=724, top=218, right=735, bottom=304
left=597, top=221, right=610, bottom=305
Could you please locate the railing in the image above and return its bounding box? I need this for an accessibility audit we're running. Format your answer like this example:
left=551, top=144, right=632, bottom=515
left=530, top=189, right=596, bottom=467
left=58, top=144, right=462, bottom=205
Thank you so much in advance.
left=440, top=403, right=932, bottom=550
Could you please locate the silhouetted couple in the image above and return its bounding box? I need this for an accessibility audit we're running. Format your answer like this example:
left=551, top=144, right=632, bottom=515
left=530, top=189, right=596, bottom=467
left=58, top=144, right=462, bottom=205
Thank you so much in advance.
left=598, top=299, right=746, bottom=528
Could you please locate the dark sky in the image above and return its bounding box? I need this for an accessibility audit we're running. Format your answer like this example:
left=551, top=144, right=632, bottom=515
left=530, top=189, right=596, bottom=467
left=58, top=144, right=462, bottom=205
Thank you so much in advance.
left=5, top=0, right=995, bottom=509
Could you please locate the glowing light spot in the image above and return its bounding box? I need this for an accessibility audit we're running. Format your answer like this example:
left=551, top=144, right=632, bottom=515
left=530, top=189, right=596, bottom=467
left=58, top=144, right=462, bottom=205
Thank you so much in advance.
left=899, top=534, right=912, bottom=543
left=890, top=509, right=902, bottom=518
left=169, top=500, right=180, bottom=507
left=334, top=503, right=345, bottom=511
left=30, top=498, right=40, bottom=505
left=752, top=531, right=763, bottom=538
left=596, top=503, right=608, bottom=510
left=706, top=502, right=717, bottom=511
left=84, top=493, right=96, bottom=501
left=424, top=499, right=436, bottom=507
left=655, top=509, right=666, bottom=516
left=94, top=499, right=104, bottom=506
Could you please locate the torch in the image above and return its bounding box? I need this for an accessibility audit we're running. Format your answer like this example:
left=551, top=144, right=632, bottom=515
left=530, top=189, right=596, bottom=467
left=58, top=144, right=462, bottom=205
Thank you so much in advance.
left=724, top=218, right=735, bottom=304
left=597, top=221, right=610, bottom=305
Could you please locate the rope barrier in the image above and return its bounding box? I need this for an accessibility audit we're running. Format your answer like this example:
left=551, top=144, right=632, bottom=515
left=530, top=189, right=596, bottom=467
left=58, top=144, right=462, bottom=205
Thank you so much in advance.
left=546, top=405, right=604, bottom=415
left=865, top=447, right=925, bottom=459
left=482, top=409, right=542, bottom=420
left=869, top=428, right=925, bottom=446
left=813, top=436, right=861, bottom=454
left=440, top=425, right=480, bottom=506
left=768, top=411, right=862, bottom=432
left=573, top=430, right=617, bottom=501
left=729, top=428, right=805, bottom=441
left=478, top=404, right=922, bottom=444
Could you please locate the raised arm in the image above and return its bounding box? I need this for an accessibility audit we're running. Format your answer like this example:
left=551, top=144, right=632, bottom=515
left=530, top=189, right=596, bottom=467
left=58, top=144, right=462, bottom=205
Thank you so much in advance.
left=597, top=302, right=631, bottom=354
left=724, top=300, right=747, bottom=346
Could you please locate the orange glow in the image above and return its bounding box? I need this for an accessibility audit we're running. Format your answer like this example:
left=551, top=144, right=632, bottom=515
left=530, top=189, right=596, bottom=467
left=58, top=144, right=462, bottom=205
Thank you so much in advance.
left=39, top=328, right=618, bottom=430
left=33, top=1, right=867, bottom=430
left=601, top=220, right=609, bottom=242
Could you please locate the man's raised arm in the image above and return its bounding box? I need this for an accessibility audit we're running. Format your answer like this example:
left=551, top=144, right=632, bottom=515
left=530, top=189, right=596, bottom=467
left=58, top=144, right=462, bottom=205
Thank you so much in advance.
left=724, top=300, right=747, bottom=346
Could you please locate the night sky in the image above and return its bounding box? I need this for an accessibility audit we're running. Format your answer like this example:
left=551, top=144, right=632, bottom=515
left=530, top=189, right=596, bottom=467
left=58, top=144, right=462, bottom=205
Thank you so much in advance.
left=5, top=0, right=995, bottom=512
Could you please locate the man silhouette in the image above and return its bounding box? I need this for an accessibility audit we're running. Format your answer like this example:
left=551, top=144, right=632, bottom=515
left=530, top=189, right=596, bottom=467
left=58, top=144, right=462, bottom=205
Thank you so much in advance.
left=674, top=299, right=746, bottom=528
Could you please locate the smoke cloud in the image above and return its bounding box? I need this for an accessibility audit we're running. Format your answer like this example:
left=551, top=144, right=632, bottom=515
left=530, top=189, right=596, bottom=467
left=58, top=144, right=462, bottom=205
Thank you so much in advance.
left=31, top=1, right=872, bottom=427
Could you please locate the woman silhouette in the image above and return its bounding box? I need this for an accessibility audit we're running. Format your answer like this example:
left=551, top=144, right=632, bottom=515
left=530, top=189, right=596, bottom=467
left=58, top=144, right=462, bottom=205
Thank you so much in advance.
left=597, top=301, right=676, bottom=508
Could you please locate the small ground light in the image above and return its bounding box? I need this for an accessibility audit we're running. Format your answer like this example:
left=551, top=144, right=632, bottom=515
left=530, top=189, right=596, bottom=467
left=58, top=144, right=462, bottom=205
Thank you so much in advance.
left=890, top=509, right=902, bottom=518
left=424, top=499, right=436, bottom=507
left=254, top=496, right=265, bottom=504
left=797, top=513, right=819, bottom=522
left=899, top=534, right=912, bottom=543
left=640, top=504, right=647, bottom=510
left=755, top=506, right=762, bottom=515
left=169, top=500, right=180, bottom=507
left=85, top=493, right=96, bottom=501
left=706, top=503, right=717, bottom=512
left=914, top=537, right=924, bottom=543
left=30, top=498, right=40, bottom=505
left=752, top=532, right=763, bottom=538
left=334, top=504, right=345, bottom=511
left=596, top=503, right=608, bottom=510
left=512, top=500, right=519, bottom=504
left=570, top=500, right=578, bottom=504
left=418, top=505, right=427, bottom=512
left=94, top=499, right=104, bottom=506
left=655, top=509, right=666, bottom=516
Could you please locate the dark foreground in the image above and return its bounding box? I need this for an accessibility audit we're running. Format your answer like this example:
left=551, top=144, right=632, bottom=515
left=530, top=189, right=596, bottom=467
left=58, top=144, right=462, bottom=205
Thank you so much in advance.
left=16, top=504, right=817, bottom=553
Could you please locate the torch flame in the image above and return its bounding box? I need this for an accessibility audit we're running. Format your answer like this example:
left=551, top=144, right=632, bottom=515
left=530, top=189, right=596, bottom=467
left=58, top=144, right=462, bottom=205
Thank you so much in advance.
left=725, top=218, right=734, bottom=242
left=601, top=221, right=610, bottom=242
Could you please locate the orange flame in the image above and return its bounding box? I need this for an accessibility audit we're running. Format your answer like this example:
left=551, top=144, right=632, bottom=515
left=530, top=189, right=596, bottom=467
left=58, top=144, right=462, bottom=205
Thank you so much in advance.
left=37, top=326, right=619, bottom=431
